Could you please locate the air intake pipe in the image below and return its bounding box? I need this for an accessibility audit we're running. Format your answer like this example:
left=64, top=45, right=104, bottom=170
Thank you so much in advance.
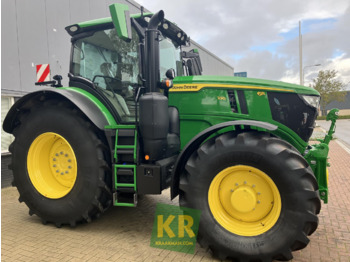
left=139, top=11, right=169, bottom=161
left=145, top=10, right=164, bottom=92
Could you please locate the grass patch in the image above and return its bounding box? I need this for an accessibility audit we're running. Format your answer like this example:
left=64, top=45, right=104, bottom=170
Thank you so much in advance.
left=317, top=115, right=350, bottom=120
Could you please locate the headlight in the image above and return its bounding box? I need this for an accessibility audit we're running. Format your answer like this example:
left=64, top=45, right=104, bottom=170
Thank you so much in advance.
left=301, top=95, right=320, bottom=108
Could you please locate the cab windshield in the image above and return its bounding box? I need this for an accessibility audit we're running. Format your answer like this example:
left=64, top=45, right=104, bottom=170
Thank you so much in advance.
left=71, top=27, right=139, bottom=123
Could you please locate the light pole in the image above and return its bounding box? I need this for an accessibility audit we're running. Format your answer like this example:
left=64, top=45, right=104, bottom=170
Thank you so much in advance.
left=302, top=64, right=321, bottom=86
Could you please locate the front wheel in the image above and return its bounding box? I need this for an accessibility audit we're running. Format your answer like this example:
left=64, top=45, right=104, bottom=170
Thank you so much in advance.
left=179, top=131, right=320, bottom=261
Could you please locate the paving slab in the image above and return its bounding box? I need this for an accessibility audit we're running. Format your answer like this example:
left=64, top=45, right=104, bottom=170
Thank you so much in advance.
left=2, top=140, right=350, bottom=262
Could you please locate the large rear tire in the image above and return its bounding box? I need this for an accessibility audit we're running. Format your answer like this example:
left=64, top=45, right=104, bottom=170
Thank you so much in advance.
left=10, top=100, right=112, bottom=227
left=179, top=131, right=320, bottom=261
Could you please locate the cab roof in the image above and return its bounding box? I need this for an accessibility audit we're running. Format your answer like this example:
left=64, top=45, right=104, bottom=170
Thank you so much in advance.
left=65, top=13, right=189, bottom=46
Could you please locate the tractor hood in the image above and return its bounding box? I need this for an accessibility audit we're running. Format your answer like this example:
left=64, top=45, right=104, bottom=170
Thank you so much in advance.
left=171, top=75, right=319, bottom=96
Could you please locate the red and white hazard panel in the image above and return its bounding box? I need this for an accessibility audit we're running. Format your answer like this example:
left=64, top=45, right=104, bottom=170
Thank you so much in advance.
left=36, top=64, right=51, bottom=83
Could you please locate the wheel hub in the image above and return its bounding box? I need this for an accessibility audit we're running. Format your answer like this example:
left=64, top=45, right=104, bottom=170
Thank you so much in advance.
left=49, top=142, right=76, bottom=187
left=230, top=186, right=256, bottom=213
left=209, top=165, right=281, bottom=236
left=27, top=132, right=77, bottom=199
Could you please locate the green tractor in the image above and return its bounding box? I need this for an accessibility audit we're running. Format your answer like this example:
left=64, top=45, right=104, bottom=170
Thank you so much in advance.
left=3, top=4, right=339, bottom=261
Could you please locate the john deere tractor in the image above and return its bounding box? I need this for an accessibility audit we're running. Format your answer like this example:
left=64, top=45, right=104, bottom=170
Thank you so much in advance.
left=3, top=4, right=339, bottom=261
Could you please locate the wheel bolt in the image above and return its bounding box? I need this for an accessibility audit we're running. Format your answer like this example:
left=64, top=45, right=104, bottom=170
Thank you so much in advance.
left=257, top=192, right=261, bottom=195
left=53, top=158, right=56, bottom=161
left=56, top=153, right=59, bottom=156
left=68, top=166, right=71, bottom=169
left=60, top=152, right=63, bottom=155
left=56, top=170, right=59, bottom=173
left=257, top=200, right=261, bottom=204
left=244, top=181, right=247, bottom=184
left=68, top=159, right=71, bottom=162
left=230, top=189, right=234, bottom=192
left=252, top=184, right=256, bottom=188
left=53, top=164, right=56, bottom=167
left=65, top=154, right=68, bottom=157
left=61, top=172, right=64, bottom=175
left=235, top=183, right=239, bottom=186
left=65, top=171, right=69, bottom=174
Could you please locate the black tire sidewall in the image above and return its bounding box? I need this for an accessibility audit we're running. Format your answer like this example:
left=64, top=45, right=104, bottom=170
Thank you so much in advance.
left=13, top=106, right=105, bottom=223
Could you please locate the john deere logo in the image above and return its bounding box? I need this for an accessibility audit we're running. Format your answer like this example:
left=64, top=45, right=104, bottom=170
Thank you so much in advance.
left=150, top=203, right=201, bottom=254
left=257, top=92, right=266, bottom=96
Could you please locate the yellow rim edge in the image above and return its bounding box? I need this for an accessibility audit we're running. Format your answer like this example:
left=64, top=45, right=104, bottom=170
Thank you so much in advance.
left=208, top=165, right=282, bottom=236
left=27, top=132, right=77, bottom=199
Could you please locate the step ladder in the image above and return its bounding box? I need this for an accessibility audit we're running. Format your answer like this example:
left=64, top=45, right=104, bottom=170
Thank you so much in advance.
left=107, top=125, right=138, bottom=207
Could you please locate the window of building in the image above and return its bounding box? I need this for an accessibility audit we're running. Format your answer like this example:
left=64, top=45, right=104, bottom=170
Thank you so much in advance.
left=1, top=96, right=14, bottom=153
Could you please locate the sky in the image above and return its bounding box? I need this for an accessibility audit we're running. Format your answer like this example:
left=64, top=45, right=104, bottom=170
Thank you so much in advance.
left=137, top=0, right=350, bottom=88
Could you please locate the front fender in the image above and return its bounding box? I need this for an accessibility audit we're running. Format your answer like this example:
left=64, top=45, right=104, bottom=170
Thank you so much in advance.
left=170, top=120, right=278, bottom=199
left=3, top=88, right=116, bottom=134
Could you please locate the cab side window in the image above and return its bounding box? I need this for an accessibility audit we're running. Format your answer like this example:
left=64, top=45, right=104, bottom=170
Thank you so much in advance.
left=72, top=27, right=140, bottom=123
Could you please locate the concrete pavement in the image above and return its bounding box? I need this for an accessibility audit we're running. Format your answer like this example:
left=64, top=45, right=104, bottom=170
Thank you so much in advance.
left=317, top=119, right=350, bottom=149
left=2, top=140, right=350, bottom=262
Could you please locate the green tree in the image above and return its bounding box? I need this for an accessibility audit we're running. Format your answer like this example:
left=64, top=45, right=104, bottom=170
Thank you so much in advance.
left=311, top=70, right=346, bottom=115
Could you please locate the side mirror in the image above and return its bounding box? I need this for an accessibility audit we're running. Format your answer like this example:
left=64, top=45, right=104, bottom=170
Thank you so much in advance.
left=165, top=68, right=176, bottom=80
left=109, top=4, right=132, bottom=41
left=182, top=49, right=203, bottom=76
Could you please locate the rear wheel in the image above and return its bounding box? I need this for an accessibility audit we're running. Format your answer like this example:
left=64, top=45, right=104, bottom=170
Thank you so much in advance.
left=10, top=101, right=112, bottom=227
left=179, top=131, right=320, bottom=261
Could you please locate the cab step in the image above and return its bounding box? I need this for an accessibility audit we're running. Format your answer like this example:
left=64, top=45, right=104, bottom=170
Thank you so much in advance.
left=105, top=125, right=139, bottom=207
left=113, top=192, right=137, bottom=207
left=113, top=164, right=137, bottom=206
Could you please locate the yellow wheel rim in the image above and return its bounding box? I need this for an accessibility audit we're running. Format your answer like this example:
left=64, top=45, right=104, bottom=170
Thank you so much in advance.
left=208, top=165, right=281, bottom=236
left=27, top=132, right=77, bottom=199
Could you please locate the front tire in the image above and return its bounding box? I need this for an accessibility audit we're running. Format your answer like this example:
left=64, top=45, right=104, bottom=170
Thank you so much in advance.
left=179, top=131, right=320, bottom=261
left=10, top=101, right=112, bottom=227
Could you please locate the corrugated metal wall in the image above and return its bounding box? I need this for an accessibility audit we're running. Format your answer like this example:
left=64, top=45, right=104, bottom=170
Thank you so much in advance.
left=1, top=0, right=233, bottom=97
left=185, top=41, right=234, bottom=76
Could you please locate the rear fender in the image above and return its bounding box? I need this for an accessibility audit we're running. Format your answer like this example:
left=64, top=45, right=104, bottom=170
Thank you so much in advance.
left=3, top=88, right=116, bottom=134
left=170, top=120, right=278, bottom=199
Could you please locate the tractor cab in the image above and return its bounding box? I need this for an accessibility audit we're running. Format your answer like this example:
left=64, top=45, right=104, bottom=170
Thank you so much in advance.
left=66, top=11, right=199, bottom=124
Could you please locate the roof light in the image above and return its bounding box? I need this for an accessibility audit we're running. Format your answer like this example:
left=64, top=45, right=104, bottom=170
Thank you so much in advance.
left=163, top=23, right=169, bottom=29
left=69, top=26, right=78, bottom=32
left=177, top=32, right=182, bottom=38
